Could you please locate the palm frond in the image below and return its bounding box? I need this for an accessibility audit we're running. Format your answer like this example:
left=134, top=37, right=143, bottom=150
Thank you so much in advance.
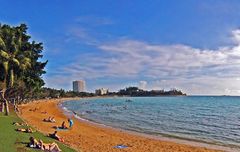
left=12, top=58, right=20, bottom=66
left=20, top=57, right=31, bottom=70
left=0, top=50, right=10, bottom=60
left=0, top=37, right=6, bottom=50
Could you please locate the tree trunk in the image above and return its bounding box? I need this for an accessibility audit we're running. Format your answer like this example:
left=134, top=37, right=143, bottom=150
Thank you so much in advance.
left=1, top=102, right=4, bottom=113
left=0, top=90, right=9, bottom=115
left=4, top=98, right=9, bottom=115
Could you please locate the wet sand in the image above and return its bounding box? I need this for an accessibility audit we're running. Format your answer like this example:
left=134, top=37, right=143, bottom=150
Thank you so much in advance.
left=19, top=98, right=224, bottom=152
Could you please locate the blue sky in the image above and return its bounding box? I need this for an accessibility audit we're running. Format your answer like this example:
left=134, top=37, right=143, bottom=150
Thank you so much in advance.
left=1, top=0, right=240, bottom=95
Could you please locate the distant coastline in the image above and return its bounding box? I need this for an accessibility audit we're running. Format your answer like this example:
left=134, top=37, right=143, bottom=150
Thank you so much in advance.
left=108, top=87, right=187, bottom=97
left=30, top=87, right=186, bottom=102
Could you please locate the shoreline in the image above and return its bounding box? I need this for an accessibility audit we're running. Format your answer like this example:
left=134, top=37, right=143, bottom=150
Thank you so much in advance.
left=19, top=98, right=231, bottom=152
left=59, top=99, right=238, bottom=152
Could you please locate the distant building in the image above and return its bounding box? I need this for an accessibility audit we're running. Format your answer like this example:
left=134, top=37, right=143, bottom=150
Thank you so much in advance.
left=95, top=88, right=109, bottom=95
left=73, top=80, right=85, bottom=92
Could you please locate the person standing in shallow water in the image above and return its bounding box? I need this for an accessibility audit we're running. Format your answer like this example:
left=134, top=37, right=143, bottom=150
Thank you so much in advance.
left=68, top=118, right=74, bottom=128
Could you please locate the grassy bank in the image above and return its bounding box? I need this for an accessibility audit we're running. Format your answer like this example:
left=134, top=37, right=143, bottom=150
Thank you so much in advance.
left=0, top=111, right=77, bottom=152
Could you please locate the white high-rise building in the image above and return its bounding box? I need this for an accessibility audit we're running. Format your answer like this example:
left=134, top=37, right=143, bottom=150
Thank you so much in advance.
left=95, top=88, right=109, bottom=95
left=73, top=80, right=85, bottom=92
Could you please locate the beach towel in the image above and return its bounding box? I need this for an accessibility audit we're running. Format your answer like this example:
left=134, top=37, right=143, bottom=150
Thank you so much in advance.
left=56, top=127, right=68, bottom=131
left=114, top=144, right=128, bottom=149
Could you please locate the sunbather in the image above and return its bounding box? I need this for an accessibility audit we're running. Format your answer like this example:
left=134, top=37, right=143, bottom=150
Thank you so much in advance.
left=43, top=117, right=56, bottom=123
left=39, top=140, right=62, bottom=152
left=41, top=111, right=47, bottom=114
left=48, top=131, right=64, bottom=142
left=28, top=137, right=61, bottom=152
left=29, top=108, right=38, bottom=112
left=13, top=122, right=27, bottom=126
left=16, top=128, right=34, bottom=133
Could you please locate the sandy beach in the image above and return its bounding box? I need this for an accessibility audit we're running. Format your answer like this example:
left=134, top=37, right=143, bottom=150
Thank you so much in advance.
left=18, top=98, right=224, bottom=152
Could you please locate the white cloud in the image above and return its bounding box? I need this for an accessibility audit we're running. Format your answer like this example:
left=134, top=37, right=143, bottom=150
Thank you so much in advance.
left=65, top=16, right=114, bottom=46
left=232, top=29, right=240, bottom=43
left=139, top=81, right=147, bottom=90
left=66, top=26, right=99, bottom=45
left=147, top=77, right=240, bottom=95
left=45, top=29, right=240, bottom=95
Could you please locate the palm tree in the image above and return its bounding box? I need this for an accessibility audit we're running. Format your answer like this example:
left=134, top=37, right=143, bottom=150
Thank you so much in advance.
left=0, top=24, right=31, bottom=115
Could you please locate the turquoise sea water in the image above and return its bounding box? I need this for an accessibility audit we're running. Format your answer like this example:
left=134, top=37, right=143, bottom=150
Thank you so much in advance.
left=61, top=96, right=240, bottom=149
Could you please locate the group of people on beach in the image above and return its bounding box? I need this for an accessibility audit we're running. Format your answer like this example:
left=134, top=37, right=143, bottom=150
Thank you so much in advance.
left=59, top=118, right=74, bottom=129
left=13, top=122, right=35, bottom=133
left=44, top=117, right=74, bottom=142
left=14, top=113, right=74, bottom=152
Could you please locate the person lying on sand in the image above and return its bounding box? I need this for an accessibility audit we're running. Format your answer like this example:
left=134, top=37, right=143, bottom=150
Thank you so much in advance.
left=43, top=117, right=56, bottom=123
left=41, top=111, right=47, bottom=114
left=29, top=107, right=38, bottom=112
left=38, top=140, right=62, bottom=152
left=16, top=128, right=35, bottom=133
left=48, top=131, right=64, bottom=142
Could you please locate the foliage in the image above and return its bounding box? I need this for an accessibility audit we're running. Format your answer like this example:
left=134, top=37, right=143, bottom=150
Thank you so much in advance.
left=24, top=86, right=186, bottom=100
left=38, top=87, right=95, bottom=99
left=116, top=87, right=186, bottom=96
left=0, top=23, right=47, bottom=112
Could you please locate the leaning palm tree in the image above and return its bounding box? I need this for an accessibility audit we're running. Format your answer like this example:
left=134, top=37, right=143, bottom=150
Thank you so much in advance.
left=0, top=24, right=31, bottom=115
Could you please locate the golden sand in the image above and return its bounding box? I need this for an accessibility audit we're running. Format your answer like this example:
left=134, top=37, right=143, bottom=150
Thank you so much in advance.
left=19, top=99, right=223, bottom=152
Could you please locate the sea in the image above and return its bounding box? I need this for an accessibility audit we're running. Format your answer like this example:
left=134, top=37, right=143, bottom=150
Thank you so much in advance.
left=61, top=96, right=240, bottom=150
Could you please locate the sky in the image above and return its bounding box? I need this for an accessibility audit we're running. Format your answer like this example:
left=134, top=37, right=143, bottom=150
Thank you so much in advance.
left=1, top=0, right=240, bottom=95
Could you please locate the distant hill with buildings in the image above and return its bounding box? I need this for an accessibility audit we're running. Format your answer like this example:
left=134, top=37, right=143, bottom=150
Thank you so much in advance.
left=109, top=87, right=186, bottom=97
left=19, top=86, right=185, bottom=102
left=14, top=86, right=186, bottom=102
left=70, top=80, right=186, bottom=97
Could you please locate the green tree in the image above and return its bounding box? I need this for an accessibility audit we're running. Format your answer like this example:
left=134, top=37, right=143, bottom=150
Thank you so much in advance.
left=0, top=23, right=47, bottom=115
